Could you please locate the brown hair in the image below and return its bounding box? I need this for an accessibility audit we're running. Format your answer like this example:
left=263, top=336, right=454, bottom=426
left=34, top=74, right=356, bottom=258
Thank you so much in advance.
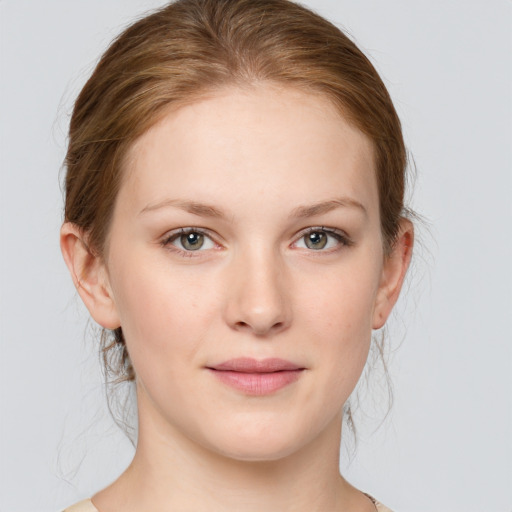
left=63, top=0, right=408, bottom=405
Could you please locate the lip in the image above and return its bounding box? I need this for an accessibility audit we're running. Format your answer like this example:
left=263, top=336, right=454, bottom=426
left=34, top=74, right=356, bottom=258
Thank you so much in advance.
left=206, top=358, right=305, bottom=395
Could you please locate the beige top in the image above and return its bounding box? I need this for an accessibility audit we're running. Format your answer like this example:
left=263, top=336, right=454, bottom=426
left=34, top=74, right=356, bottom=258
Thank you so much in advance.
left=63, top=496, right=394, bottom=511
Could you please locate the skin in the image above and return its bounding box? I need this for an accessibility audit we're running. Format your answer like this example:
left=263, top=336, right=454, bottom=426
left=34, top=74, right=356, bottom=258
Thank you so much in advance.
left=61, top=84, right=413, bottom=512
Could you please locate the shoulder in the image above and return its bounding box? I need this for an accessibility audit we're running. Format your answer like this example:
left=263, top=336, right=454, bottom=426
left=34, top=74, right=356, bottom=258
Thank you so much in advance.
left=375, top=502, right=394, bottom=512
left=364, top=492, right=395, bottom=512
left=61, top=496, right=395, bottom=512
left=62, top=499, right=99, bottom=512
left=63, top=495, right=393, bottom=512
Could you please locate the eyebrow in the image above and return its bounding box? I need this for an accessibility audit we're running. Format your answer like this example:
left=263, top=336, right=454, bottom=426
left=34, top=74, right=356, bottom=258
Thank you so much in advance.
left=290, top=198, right=367, bottom=218
left=139, top=199, right=225, bottom=218
left=139, top=197, right=366, bottom=218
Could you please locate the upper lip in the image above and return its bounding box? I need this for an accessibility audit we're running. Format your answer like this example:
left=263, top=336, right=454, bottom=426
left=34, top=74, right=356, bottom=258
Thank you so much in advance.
left=208, top=358, right=304, bottom=373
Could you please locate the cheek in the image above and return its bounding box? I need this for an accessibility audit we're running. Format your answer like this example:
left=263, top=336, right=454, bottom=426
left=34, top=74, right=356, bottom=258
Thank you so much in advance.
left=298, top=258, right=381, bottom=340
left=296, top=256, right=382, bottom=392
left=107, top=254, right=220, bottom=376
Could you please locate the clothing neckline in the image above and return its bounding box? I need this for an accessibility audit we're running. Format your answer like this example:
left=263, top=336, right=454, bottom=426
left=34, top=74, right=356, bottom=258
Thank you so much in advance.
left=67, top=493, right=391, bottom=512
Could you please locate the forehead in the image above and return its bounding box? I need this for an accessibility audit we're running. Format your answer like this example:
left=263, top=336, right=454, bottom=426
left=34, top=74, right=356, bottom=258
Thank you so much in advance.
left=120, top=84, right=378, bottom=219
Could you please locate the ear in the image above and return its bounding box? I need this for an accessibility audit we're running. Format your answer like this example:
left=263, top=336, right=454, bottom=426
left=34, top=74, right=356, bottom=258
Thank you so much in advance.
left=60, top=222, right=121, bottom=330
left=372, top=219, right=414, bottom=329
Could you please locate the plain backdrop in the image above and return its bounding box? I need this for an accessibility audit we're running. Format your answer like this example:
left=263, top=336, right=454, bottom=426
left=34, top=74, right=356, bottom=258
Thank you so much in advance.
left=0, top=1, right=510, bottom=511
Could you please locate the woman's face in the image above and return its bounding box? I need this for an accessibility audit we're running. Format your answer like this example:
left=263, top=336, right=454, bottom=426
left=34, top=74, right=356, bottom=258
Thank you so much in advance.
left=91, top=85, right=402, bottom=460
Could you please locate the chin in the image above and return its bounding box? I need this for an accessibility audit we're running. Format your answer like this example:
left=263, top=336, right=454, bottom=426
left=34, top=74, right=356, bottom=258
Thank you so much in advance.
left=216, top=440, right=300, bottom=463
left=201, top=420, right=314, bottom=463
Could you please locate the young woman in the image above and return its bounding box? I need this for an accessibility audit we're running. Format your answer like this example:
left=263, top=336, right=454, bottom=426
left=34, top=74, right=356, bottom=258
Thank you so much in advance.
left=60, top=0, right=413, bottom=510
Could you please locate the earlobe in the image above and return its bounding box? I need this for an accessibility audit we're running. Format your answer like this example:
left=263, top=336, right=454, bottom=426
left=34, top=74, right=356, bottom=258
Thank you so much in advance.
left=372, top=219, right=414, bottom=329
left=60, top=223, right=121, bottom=330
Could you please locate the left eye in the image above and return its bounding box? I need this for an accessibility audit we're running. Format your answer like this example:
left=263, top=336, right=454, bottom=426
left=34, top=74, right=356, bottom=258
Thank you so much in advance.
left=164, top=230, right=216, bottom=252
left=294, top=229, right=344, bottom=251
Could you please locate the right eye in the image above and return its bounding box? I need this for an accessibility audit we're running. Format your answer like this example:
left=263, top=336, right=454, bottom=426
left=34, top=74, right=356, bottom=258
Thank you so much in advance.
left=161, top=228, right=217, bottom=253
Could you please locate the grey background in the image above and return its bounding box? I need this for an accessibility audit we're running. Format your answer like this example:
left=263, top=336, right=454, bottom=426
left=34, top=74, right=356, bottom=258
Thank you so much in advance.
left=0, top=1, right=510, bottom=511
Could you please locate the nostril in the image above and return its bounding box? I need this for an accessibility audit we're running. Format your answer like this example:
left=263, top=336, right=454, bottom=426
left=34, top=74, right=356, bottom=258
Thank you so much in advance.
left=233, top=320, right=285, bottom=335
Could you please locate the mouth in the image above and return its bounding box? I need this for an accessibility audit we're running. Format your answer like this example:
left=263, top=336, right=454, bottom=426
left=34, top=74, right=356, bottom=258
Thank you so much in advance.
left=206, top=358, right=306, bottom=395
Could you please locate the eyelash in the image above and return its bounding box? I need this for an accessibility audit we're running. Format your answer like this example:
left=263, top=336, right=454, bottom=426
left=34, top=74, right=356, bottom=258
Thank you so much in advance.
left=293, top=226, right=353, bottom=253
left=160, top=226, right=353, bottom=257
left=160, top=227, right=219, bottom=258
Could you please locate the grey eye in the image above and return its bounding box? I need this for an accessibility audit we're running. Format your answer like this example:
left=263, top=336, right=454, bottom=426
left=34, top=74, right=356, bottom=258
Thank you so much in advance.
left=180, top=232, right=205, bottom=250
left=294, top=228, right=347, bottom=251
left=163, top=229, right=216, bottom=253
left=304, top=231, right=328, bottom=250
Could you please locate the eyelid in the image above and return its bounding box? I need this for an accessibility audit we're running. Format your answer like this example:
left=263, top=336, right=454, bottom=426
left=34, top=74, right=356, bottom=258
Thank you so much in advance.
left=160, top=227, right=222, bottom=256
left=291, top=226, right=353, bottom=250
left=159, top=226, right=352, bottom=256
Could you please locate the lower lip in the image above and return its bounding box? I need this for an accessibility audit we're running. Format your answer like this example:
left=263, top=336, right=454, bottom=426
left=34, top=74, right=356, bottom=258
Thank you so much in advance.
left=208, top=369, right=303, bottom=395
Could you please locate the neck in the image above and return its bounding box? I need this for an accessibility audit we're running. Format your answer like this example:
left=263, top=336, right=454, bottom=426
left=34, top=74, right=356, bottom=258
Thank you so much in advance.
left=93, top=393, right=363, bottom=512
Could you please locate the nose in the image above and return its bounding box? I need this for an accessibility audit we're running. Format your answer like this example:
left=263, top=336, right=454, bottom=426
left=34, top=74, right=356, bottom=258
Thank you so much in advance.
left=223, top=247, right=292, bottom=337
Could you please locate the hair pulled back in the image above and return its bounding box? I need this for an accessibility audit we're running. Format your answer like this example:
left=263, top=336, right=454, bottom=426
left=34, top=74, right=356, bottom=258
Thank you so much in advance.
left=64, top=0, right=407, bottom=388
